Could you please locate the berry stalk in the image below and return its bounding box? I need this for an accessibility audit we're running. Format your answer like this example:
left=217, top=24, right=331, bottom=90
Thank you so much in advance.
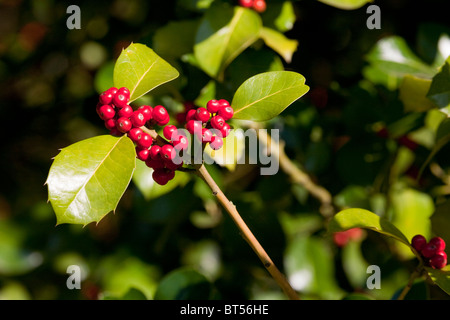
left=195, top=163, right=300, bottom=300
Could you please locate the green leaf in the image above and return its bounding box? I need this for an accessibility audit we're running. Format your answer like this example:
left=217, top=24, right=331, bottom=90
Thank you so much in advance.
left=425, top=266, right=450, bottom=295
left=427, top=57, right=450, bottom=111
left=328, top=208, right=411, bottom=246
left=260, top=27, right=298, bottom=63
left=390, top=188, right=434, bottom=258
left=419, top=117, right=450, bottom=177
left=231, top=71, right=309, bottom=121
left=260, top=1, right=296, bottom=33
left=366, top=36, right=436, bottom=79
left=113, top=43, right=179, bottom=102
left=317, top=0, right=372, bottom=10
left=154, top=267, right=213, bottom=300
left=132, top=160, right=190, bottom=201
left=399, top=74, right=434, bottom=112
left=46, top=135, right=136, bottom=226
left=194, top=4, right=262, bottom=78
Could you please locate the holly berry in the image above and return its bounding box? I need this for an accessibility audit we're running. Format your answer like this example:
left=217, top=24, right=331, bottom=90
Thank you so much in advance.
left=149, top=145, right=162, bottom=160
left=430, top=252, right=447, bottom=269
left=98, top=105, right=116, bottom=120
left=137, top=132, right=152, bottom=149
left=128, top=127, right=143, bottom=143
left=411, top=234, right=427, bottom=252
left=201, top=128, right=213, bottom=143
left=136, top=147, right=150, bottom=161
left=252, top=0, right=266, bottom=12
left=219, top=122, right=231, bottom=138
left=421, top=242, right=438, bottom=258
left=104, top=118, right=117, bottom=130
left=172, top=133, right=189, bottom=151
left=210, top=135, right=223, bottom=150
left=98, top=87, right=117, bottom=105
left=130, top=110, right=147, bottom=128
left=211, top=115, right=226, bottom=130
left=164, top=158, right=182, bottom=171
left=186, top=119, right=202, bottom=135
left=429, top=237, right=446, bottom=252
left=239, top=0, right=254, bottom=8
left=207, top=99, right=221, bottom=114
left=161, top=144, right=176, bottom=161
left=118, top=105, right=133, bottom=118
left=196, top=107, right=210, bottom=123
left=116, top=117, right=132, bottom=133
left=138, top=105, right=153, bottom=121
left=153, top=105, right=170, bottom=125
left=186, top=109, right=197, bottom=122
left=152, top=168, right=173, bottom=186
left=218, top=106, right=234, bottom=121
left=113, top=87, right=130, bottom=108
left=146, top=157, right=165, bottom=170
left=163, top=125, right=178, bottom=141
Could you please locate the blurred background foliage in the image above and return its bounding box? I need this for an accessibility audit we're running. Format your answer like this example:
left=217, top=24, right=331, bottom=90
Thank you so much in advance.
left=1, top=0, right=450, bottom=300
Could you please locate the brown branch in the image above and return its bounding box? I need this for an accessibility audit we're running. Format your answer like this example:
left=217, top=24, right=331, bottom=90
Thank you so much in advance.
left=196, top=164, right=300, bottom=300
left=256, top=129, right=335, bottom=217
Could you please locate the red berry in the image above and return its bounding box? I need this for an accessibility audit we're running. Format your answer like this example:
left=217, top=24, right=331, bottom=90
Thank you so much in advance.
left=239, top=0, right=254, bottom=8
left=218, top=99, right=230, bottom=109
left=172, top=133, right=189, bottom=151
left=99, top=89, right=116, bottom=105
left=138, top=105, right=153, bottom=121
left=130, top=110, right=147, bottom=128
left=113, top=90, right=129, bottom=109
left=176, top=112, right=186, bottom=124
left=149, top=145, right=162, bottom=160
left=137, top=132, right=152, bottom=149
left=429, top=237, right=446, bottom=252
left=206, top=100, right=221, bottom=114
left=146, top=158, right=165, bottom=170
left=161, top=144, right=176, bottom=161
left=136, top=147, right=150, bottom=161
left=118, top=105, right=133, bottom=118
left=218, top=106, right=234, bottom=121
left=104, top=118, right=117, bottom=130
left=109, top=127, right=123, bottom=137
left=196, top=107, right=211, bottom=123
left=128, top=127, right=143, bottom=143
left=201, top=128, right=213, bottom=143
left=411, top=234, right=427, bottom=252
left=152, top=169, right=172, bottom=185
left=210, top=115, right=226, bottom=130
left=164, top=159, right=182, bottom=171
left=186, top=120, right=202, bottom=135
left=252, top=0, right=266, bottom=12
left=210, top=135, right=223, bottom=150
left=163, top=125, right=178, bottom=141
left=153, top=105, right=170, bottom=124
left=219, top=122, right=231, bottom=138
left=98, top=105, right=116, bottom=120
left=185, top=109, right=197, bottom=122
left=116, top=117, right=132, bottom=133
left=183, top=101, right=196, bottom=111
left=429, top=252, right=447, bottom=269
left=421, top=242, right=439, bottom=258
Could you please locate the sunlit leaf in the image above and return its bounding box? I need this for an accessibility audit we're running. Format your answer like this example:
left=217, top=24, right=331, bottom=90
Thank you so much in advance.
left=231, top=71, right=309, bottom=121
left=113, top=43, right=179, bottom=102
left=47, top=135, right=136, bottom=226
left=260, top=27, right=298, bottom=63
left=318, top=0, right=373, bottom=10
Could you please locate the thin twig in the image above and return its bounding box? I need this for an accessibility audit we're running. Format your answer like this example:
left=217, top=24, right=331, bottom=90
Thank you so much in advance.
left=256, top=129, right=335, bottom=217
left=196, top=164, right=300, bottom=300
left=397, top=267, right=421, bottom=300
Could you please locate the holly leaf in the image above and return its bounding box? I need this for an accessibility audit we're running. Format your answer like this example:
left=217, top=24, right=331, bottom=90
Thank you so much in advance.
left=46, top=135, right=136, bottom=226
left=194, top=3, right=262, bottom=78
left=113, top=43, right=179, bottom=102
left=328, top=208, right=411, bottom=247
left=317, top=0, right=372, bottom=10
left=260, top=27, right=298, bottom=63
left=427, top=57, right=450, bottom=112
left=425, top=266, right=450, bottom=295
left=231, top=71, right=309, bottom=121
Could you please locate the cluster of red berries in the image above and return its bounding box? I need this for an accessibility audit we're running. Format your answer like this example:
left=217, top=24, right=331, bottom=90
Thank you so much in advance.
left=176, top=99, right=234, bottom=151
left=238, top=0, right=266, bottom=13
left=96, top=87, right=234, bottom=185
left=411, top=235, right=447, bottom=269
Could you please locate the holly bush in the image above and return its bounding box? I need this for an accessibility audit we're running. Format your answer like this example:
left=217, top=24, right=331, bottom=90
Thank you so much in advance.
left=2, top=0, right=450, bottom=300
